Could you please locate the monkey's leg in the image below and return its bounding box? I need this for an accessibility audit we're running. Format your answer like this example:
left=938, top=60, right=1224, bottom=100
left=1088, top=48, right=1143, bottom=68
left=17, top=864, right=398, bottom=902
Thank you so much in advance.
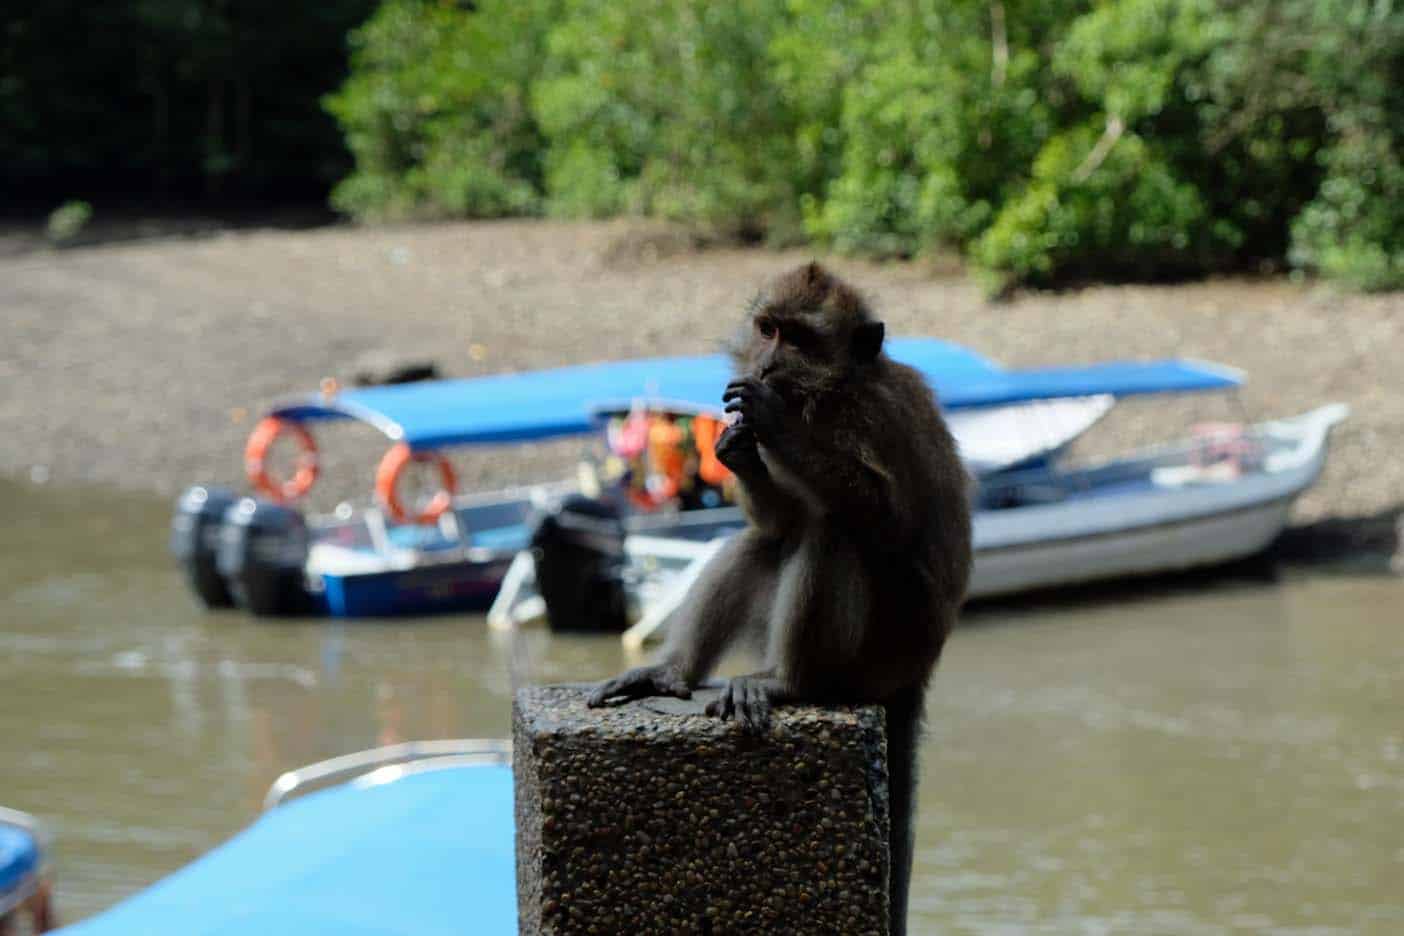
left=884, top=685, right=925, bottom=936
left=587, top=531, right=778, bottom=707
left=768, top=522, right=870, bottom=689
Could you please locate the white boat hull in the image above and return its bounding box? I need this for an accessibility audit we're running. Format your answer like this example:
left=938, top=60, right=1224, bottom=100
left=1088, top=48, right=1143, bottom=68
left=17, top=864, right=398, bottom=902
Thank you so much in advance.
left=968, top=402, right=1345, bottom=598
left=594, top=404, right=1348, bottom=647
left=969, top=496, right=1290, bottom=597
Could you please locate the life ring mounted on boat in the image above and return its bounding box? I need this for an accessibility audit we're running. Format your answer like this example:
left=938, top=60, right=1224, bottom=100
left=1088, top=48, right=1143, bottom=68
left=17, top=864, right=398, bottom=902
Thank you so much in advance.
left=375, top=442, right=458, bottom=525
left=244, top=416, right=320, bottom=503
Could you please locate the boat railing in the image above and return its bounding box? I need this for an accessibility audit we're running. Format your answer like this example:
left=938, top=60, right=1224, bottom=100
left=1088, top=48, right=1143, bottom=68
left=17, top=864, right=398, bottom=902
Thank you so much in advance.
left=263, top=739, right=512, bottom=811
left=976, top=419, right=1289, bottom=508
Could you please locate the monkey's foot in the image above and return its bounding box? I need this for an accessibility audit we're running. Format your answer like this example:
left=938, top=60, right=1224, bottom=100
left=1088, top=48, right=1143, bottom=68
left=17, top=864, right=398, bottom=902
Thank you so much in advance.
left=587, top=663, right=692, bottom=708
left=705, top=673, right=787, bottom=732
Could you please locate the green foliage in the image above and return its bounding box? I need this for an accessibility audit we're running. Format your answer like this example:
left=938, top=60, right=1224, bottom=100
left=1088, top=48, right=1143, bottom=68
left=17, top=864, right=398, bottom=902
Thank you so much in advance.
left=46, top=200, right=94, bottom=245
left=325, top=0, right=1404, bottom=291
left=1292, top=138, right=1404, bottom=290
left=971, top=124, right=1211, bottom=292
left=811, top=0, right=1076, bottom=256
left=325, top=0, right=554, bottom=219
left=1277, top=0, right=1404, bottom=289
left=531, top=2, right=799, bottom=236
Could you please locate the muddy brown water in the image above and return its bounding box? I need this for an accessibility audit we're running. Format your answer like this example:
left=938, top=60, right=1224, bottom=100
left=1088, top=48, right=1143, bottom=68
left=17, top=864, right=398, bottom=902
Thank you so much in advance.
left=2, top=478, right=1401, bottom=932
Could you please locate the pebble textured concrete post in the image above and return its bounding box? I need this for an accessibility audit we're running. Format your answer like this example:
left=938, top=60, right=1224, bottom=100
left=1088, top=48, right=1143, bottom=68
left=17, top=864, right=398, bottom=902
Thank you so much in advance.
left=514, top=684, right=891, bottom=935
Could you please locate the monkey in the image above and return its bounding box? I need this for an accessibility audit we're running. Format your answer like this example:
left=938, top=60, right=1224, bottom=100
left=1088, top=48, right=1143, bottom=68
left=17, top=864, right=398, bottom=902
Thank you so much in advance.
left=588, top=262, right=972, bottom=936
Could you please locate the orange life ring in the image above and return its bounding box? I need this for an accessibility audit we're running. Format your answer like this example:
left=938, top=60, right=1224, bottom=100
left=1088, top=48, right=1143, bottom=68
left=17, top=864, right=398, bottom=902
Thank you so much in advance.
left=692, top=414, right=734, bottom=486
left=624, top=418, right=686, bottom=510
left=244, top=416, right=319, bottom=503
left=375, top=442, right=458, bottom=525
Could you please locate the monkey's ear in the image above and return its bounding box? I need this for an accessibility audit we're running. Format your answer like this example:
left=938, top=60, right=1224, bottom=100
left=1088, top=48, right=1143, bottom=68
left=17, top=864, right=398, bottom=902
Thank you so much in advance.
left=852, top=320, right=885, bottom=361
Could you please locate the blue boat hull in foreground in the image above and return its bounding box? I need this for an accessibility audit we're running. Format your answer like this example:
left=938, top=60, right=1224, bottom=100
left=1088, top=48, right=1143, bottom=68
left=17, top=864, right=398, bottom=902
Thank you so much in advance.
left=57, top=758, right=517, bottom=935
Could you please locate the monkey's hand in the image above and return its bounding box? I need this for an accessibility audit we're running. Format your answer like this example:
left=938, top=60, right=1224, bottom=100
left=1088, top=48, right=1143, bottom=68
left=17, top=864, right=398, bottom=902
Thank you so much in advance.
left=714, top=421, right=765, bottom=477
left=587, top=663, right=692, bottom=707
left=723, top=377, right=786, bottom=444
left=706, top=672, right=789, bottom=733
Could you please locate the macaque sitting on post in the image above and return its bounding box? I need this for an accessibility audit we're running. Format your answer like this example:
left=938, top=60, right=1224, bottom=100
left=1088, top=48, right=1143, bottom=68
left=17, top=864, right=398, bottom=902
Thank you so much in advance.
left=590, top=262, right=972, bottom=936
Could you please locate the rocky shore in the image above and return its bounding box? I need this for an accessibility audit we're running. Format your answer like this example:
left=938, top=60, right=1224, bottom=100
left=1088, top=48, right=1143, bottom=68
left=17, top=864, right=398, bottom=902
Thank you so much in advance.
left=2, top=218, right=1399, bottom=559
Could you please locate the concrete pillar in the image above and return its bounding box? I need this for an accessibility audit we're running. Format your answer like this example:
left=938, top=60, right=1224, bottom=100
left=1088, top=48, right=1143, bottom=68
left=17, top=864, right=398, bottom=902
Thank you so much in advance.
left=513, top=684, right=890, bottom=935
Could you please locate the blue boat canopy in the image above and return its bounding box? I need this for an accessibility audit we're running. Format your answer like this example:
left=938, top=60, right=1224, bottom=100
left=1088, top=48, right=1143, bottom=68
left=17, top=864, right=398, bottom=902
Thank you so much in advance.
left=57, top=765, right=517, bottom=936
left=270, top=337, right=1242, bottom=450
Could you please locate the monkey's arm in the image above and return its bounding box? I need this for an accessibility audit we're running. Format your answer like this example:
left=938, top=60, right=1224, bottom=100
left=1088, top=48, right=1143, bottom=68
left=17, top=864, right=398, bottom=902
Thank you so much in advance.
left=714, top=422, right=803, bottom=537
left=724, top=377, right=914, bottom=543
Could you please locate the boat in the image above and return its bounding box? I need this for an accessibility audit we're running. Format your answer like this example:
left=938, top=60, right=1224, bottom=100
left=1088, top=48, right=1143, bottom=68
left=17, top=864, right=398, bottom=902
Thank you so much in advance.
left=171, top=339, right=1244, bottom=619
left=489, top=403, right=1349, bottom=646
left=1, top=805, right=55, bottom=932
left=53, top=742, right=515, bottom=935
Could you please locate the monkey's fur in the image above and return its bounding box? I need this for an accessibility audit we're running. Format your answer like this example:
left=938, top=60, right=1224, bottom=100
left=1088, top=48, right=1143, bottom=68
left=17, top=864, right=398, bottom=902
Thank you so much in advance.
left=589, top=262, right=972, bottom=935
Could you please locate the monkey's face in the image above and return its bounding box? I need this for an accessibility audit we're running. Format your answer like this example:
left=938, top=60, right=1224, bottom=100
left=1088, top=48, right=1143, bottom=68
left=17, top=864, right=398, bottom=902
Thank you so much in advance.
left=736, top=305, right=884, bottom=402
left=738, top=304, right=842, bottom=398
left=732, top=263, right=885, bottom=399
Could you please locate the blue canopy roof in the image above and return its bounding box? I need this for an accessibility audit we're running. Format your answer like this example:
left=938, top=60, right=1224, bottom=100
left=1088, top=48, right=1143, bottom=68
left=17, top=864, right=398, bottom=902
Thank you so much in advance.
left=270, top=337, right=1241, bottom=450
left=57, top=765, right=516, bottom=936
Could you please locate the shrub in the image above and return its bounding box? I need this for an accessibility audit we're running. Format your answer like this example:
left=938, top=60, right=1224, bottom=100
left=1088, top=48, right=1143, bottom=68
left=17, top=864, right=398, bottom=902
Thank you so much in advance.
left=811, top=0, right=1080, bottom=257
left=971, top=124, right=1211, bottom=292
left=531, top=3, right=799, bottom=236
left=325, top=0, right=1404, bottom=292
left=325, top=0, right=556, bottom=220
left=1278, top=0, right=1404, bottom=289
left=46, top=200, right=94, bottom=245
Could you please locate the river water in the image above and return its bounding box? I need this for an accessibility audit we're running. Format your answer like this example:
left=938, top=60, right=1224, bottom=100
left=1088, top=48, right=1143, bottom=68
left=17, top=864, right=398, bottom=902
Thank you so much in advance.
left=2, top=477, right=1401, bottom=933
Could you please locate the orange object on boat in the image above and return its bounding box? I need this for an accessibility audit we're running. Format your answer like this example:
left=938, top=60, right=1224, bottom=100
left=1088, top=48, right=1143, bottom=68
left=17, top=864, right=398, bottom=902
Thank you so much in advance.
left=244, top=416, right=319, bottom=503
left=374, top=442, right=458, bottom=525
left=692, top=414, right=733, bottom=486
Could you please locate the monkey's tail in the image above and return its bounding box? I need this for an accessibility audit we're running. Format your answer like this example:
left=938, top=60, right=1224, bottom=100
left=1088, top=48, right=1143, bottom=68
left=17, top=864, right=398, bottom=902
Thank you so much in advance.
left=884, top=685, right=925, bottom=936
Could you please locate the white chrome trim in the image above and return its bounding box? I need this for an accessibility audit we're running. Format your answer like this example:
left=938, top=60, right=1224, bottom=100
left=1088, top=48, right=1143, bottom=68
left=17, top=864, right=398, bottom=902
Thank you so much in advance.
left=263, top=739, right=512, bottom=811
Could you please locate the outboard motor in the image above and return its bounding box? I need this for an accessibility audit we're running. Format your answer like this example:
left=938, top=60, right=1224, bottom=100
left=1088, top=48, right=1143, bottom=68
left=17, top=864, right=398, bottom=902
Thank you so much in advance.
left=530, top=495, right=629, bottom=632
left=216, top=498, right=312, bottom=617
left=169, top=485, right=239, bottom=608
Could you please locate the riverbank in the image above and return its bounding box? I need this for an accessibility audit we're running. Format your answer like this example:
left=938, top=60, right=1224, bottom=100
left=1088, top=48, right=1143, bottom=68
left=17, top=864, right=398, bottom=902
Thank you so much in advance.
left=1, top=218, right=1399, bottom=558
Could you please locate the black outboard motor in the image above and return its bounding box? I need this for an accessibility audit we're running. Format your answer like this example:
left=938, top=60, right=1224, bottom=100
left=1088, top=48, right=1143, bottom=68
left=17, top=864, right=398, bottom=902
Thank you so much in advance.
left=216, top=498, right=312, bottom=617
left=170, top=485, right=239, bottom=608
left=530, top=495, right=629, bottom=632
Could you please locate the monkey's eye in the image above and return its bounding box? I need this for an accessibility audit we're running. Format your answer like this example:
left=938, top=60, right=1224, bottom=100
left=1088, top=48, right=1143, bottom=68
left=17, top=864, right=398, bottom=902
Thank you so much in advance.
left=757, top=319, right=779, bottom=341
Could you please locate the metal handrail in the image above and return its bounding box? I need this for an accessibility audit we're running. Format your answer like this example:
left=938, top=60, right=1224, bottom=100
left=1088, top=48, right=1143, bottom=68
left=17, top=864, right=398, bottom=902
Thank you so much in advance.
left=351, top=753, right=516, bottom=790
left=263, top=738, right=512, bottom=811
